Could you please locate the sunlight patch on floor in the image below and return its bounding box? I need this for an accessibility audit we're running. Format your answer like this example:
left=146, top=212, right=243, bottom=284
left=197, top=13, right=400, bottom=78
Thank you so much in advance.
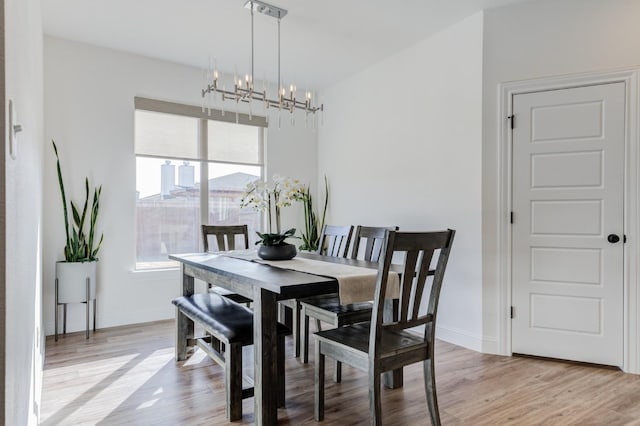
left=182, top=349, right=208, bottom=366
left=41, top=349, right=175, bottom=425
left=136, top=398, right=160, bottom=410
left=85, top=350, right=174, bottom=420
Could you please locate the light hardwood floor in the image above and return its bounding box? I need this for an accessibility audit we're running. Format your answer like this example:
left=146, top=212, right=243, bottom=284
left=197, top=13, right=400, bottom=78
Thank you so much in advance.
left=41, top=320, right=640, bottom=425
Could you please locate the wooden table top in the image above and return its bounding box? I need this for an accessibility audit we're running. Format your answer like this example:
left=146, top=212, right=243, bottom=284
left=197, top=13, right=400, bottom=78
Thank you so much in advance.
left=169, top=251, right=338, bottom=299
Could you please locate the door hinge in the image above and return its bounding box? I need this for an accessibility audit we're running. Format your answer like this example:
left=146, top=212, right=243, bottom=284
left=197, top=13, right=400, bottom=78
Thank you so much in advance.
left=624, top=234, right=627, bottom=243
left=510, top=306, right=514, bottom=319
left=510, top=212, right=514, bottom=224
left=508, top=114, right=515, bottom=129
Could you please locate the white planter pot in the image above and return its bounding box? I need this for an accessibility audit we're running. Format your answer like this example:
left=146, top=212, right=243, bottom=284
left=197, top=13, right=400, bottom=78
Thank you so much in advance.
left=56, top=261, right=97, bottom=303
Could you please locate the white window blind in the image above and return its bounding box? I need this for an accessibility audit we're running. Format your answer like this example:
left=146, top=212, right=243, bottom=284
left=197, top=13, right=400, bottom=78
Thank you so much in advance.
left=207, top=120, right=262, bottom=165
left=135, top=110, right=199, bottom=160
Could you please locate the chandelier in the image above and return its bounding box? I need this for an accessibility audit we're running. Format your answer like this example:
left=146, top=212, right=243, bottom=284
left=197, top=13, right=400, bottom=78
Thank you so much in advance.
left=201, top=0, right=324, bottom=129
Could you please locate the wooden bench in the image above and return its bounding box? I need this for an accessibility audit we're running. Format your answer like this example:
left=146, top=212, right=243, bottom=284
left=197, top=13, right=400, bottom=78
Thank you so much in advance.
left=173, top=293, right=289, bottom=421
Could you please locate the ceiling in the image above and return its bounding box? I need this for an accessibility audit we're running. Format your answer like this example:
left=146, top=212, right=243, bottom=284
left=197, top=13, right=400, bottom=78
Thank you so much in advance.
left=43, top=0, right=534, bottom=89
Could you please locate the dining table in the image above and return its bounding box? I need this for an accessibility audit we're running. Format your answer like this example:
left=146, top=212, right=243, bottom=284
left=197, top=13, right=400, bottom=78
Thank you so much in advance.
left=169, top=250, right=403, bottom=426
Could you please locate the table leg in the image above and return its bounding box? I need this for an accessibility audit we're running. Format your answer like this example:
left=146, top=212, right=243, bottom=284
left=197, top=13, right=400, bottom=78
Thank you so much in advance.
left=278, top=303, right=292, bottom=329
left=55, top=278, right=59, bottom=342
left=383, top=298, right=403, bottom=389
left=182, top=265, right=194, bottom=297
left=93, top=299, right=97, bottom=332
left=86, top=278, right=90, bottom=339
left=176, top=268, right=194, bottom=361
left=254, top=288, right=279, bottom=426
left=175, top=306, right=192, bottom=361
left=292, top=301, right=301, bottom=358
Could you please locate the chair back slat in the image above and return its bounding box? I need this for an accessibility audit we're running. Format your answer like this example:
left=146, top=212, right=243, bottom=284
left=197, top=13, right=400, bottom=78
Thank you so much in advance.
left=364, top=237, right=376, bottom=262
left=202, top=225, right=249, bottom=252
left=426, top=240, right=454, bottom=324
left=369, top=230, right=455, bottom=357
left=411, top=249, right=434, bottom=321
left=317, top=225, right=353, bottom=258
left=217, top=234, right=229, bottom=251
left=399, top=250, right=419, bottom=323
left=350, top=226, right=398, bottom=262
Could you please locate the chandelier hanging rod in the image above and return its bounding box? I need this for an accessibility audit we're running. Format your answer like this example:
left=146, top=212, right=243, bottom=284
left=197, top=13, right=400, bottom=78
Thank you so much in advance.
left=201, top=0, right=323, bottom=119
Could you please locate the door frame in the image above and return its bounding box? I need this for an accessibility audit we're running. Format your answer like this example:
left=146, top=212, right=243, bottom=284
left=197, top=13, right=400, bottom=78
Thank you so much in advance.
left=497, top=69, right=640, bottom=373
left=0, top=0, right=6, bottom=418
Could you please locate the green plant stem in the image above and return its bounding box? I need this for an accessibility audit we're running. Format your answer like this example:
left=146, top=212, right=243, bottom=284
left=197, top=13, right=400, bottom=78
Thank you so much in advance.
left=297, top=177, right=328, bottom=252
left=319, top=175, right=328, bottom=235
left=52, top=141, right=72, bottom=260
left=267, top=193, right=273, bottom=234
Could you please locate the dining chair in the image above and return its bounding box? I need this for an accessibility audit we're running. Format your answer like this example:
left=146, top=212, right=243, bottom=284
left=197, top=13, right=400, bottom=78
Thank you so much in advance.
left=202, top=224, right=252, bottom=306
left=280, top=224, right=354, bottom=358
left=299, top=226, right=398, bottom=377
left=314, top=229, right=455, bottom=425
left=317, top=224, right=354, bottom=257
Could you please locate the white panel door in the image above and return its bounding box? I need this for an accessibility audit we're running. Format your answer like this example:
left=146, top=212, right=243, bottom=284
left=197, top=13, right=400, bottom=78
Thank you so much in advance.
left=511, top=82, right=625, bottom=367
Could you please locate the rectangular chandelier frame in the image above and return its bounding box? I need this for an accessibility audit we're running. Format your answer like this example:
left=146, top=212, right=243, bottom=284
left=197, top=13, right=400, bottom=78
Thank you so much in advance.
left=201, top=0, right=323, bottom=126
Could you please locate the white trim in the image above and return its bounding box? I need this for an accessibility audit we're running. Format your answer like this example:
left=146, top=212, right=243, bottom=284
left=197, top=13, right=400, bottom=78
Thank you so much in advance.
left=135, top=153, right=264, bottom=168
left=199, top=118, right=209, bottom=249
left=134, top=96, right=267, bottom=128
left=406, top=325, right=488, bottom=352
left=435, top=325, right=484, bottom=352
left=497, top=68, right=640, bottom=373
left=44, top=308, right=175, bottom=336
left=129, top=266, right=180, bottom=277
left=481, top=336, right=500, bottom=355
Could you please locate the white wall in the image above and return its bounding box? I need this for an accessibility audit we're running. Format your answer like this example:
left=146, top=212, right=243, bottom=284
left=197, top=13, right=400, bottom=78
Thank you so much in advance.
left=43, top=37, right=317, bottom=335
left=5, top=0, right=44, bottom=423
left=318, top=13, right=485, bottom=350
left=482, top=0, right=640, bottom=353
left=41, top=0, right=640, bottom=365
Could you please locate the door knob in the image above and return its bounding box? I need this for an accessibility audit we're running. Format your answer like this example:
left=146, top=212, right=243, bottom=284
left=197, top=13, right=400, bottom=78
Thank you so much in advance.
left=608, top=234, right=620, bottom=243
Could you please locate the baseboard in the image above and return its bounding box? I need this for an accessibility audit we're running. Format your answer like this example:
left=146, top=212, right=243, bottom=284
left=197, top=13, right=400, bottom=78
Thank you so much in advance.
left=480, top=336, right=501, bottom=355
left=44, top=306, right=174, bottom=336
left=44, top=308, right=499, bottom=356
left=434, top=324, right=484, bottom=352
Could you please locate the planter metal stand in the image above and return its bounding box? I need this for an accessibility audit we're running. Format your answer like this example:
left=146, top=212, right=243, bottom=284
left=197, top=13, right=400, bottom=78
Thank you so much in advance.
left=55, top=277, right=96, bottom=341
left=54, top=261, right=97, bottom=341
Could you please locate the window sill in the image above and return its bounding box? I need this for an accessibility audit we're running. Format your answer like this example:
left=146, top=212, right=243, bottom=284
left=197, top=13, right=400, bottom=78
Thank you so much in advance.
left=129, top=266, right=180, bottom=280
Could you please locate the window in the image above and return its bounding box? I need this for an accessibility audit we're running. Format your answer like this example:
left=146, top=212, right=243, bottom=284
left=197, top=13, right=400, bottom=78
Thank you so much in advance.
left=134, top=98, right=265, bottom=269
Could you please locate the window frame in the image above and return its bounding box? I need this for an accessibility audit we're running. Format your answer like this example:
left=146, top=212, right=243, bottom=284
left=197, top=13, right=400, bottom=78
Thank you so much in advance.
left=134, top=97, right=266, bottom=270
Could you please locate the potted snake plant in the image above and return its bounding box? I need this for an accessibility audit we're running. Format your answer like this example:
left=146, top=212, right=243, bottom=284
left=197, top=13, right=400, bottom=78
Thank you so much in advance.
left=53, top=140, right=104, bottom=310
